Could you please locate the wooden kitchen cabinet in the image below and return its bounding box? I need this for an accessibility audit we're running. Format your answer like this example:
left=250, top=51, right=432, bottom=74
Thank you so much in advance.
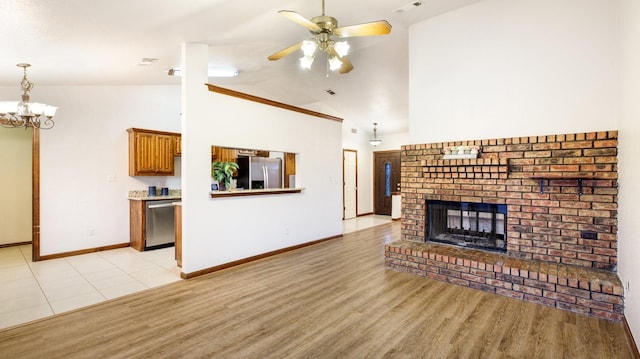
left=211, top=146, right=238, bottom=163
left=128, top=128, right=180, bottom=176
left=284, top=152, right=296, bottom=188
left=129, top=200, right=146, bottom=251
left=174, top=135, right=182, bottom=157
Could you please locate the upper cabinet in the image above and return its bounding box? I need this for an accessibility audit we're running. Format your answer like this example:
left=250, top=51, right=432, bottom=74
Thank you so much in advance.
left=127, top=128, right=180, bottom=176
left=211, top=146, right=238, bottom=163
left=174, top=135, right=182, bottom=157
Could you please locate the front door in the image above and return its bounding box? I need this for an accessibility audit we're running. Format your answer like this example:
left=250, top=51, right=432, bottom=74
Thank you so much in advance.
left=374, top=150, right=401, bottom=215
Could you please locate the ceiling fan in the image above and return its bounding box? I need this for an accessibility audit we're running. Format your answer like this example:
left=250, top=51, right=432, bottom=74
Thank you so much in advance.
left=267, top=0, right=392, bottom=74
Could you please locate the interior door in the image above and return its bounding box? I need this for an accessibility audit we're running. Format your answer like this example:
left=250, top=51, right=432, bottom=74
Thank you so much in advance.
left=343, top=150, right=357, bottom=219
left=374, top=150, right=401, bottom=215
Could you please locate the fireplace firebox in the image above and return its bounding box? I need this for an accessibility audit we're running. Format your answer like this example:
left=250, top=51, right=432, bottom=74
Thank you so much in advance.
left=427, top=201, right=507, bottom=252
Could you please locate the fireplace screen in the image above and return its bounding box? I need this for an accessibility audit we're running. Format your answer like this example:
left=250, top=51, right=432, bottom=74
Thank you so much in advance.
left=427, top=201, right=507, bottom=252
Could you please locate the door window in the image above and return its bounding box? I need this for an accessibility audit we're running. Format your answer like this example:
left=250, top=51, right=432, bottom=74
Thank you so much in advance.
left=385, top=162, right=392, bottom=197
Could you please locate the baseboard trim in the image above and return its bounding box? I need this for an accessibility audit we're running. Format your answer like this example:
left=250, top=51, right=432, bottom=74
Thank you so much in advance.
left=0, top=241, right=31, bottom=249
left=39, top=243, right=130, bottom=261
left=181, top=234, right=343, bottom=279
left=623, top=317, right=640, bottom=358
left=357, top=212, right=374, bottom=217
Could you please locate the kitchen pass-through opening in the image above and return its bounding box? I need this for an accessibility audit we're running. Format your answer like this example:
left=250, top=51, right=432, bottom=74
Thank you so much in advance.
left=426, top=200, right=507, bottom=252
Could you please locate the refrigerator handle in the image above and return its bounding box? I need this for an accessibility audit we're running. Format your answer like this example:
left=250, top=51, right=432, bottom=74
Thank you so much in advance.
left=264, top=166, right=268, bottom=188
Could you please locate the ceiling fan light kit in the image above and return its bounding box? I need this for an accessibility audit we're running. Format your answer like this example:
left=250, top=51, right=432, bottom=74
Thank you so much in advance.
left=268, top=0, right=391, bottom=75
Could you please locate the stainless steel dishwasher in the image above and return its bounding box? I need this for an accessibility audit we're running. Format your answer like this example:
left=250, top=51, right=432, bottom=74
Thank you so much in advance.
left=145, top=200, right=175, bottom=250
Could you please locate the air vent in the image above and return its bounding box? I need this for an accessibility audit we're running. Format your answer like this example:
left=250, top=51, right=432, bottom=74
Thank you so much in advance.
left=326, top=89, right=336, bottom=95
left=137, top=58, right=158, bottom=66
left=394, top=1, right=422, bottom=13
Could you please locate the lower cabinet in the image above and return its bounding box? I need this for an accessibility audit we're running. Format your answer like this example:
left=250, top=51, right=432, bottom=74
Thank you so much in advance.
left=129, top=200, right=146, bottom=251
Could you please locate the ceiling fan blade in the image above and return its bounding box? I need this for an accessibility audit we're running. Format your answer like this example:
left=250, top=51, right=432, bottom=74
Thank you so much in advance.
left=338, top=56, right=353, bottom=74
left=278, top=10, right=322, bottom=33
left=268, top=41, right=303, bottom=61
left=327, top=46, right=354, bottom=74
left=334, top=20, right=392, bottom=38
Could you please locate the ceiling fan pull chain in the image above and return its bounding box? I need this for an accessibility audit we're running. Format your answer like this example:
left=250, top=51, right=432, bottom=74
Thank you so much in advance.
left=326, top=53, right=330, bottom=78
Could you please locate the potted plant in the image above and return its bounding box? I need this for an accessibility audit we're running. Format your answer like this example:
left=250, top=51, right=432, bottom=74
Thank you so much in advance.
left=211, top=161, right=239, bottom=191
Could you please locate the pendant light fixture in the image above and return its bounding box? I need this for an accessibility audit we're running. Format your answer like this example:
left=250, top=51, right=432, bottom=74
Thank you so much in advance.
left=0, top=64, right=58, bottom=130
left=369, top=123, right=382, bottom=146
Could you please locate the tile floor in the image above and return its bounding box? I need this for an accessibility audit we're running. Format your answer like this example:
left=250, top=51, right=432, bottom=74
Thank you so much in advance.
left=0, top=214, right=392, bottom=330
left=343, top=214, right=392, bottom=234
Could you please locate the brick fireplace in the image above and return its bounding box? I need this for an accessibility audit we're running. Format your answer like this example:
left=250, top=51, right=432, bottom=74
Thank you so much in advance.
left=385, top=131, right=624, bottom=321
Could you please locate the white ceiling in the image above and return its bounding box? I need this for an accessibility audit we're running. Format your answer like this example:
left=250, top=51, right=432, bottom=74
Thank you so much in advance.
left=0, top=0, right=482, bottom=134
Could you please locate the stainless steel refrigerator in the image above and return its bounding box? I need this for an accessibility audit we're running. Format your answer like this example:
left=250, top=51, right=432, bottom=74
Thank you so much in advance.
left=237, top=157, right=282, bottom=189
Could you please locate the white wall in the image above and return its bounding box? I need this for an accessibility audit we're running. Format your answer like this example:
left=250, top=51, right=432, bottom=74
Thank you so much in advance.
left=619, top=0, right=640, bottom=344
left=0, top=128, right=32, bottom=245
left=409, top=0, right=619, bottom=144
left=0, top=85, right=181, bottom=255
left=181, top=44, right=343, bottom=274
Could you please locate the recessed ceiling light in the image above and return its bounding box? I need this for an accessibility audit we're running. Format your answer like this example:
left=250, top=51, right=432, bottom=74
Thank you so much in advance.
left=167, top=67, right=239, bottom=78
left=137, top=58, right=158, bottom=66
left=208, top=68, right=239, bottom=77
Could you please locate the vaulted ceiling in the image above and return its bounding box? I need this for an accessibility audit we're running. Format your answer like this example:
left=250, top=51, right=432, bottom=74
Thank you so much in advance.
left=0, top=0, right=482, bottom=134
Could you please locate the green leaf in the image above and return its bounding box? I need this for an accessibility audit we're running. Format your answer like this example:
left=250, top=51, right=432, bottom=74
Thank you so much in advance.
left=211, top=161, right=239, bottom=189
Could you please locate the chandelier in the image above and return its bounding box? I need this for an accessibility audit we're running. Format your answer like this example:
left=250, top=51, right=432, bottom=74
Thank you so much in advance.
left=370, top=122, right=382, bottom=146
left=0, top=64, right=57, bottom=130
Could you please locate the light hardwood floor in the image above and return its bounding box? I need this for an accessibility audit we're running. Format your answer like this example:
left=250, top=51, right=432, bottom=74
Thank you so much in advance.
left=0, top=222, right=637, bottom=358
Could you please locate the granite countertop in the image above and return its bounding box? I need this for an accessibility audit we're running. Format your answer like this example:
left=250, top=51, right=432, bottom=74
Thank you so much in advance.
left=210, top=188, right=304, bottom=198
left=128, top=189, right=181, bottom=201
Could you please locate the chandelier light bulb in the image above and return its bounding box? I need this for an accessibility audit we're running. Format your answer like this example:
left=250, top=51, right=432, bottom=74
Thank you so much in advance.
left=17, top=102, right=29, bottom=116
left=29, top=102, right=46, bottom=116
left=0, top=101, right=19, bottom=115
left=44, top=105, right=58, bottom=118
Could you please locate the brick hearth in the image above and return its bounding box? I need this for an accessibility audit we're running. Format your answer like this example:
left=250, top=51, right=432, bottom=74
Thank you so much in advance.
left=385, top=241, right=623, bottom=321
left=385, top=130, right=623, bottom=320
